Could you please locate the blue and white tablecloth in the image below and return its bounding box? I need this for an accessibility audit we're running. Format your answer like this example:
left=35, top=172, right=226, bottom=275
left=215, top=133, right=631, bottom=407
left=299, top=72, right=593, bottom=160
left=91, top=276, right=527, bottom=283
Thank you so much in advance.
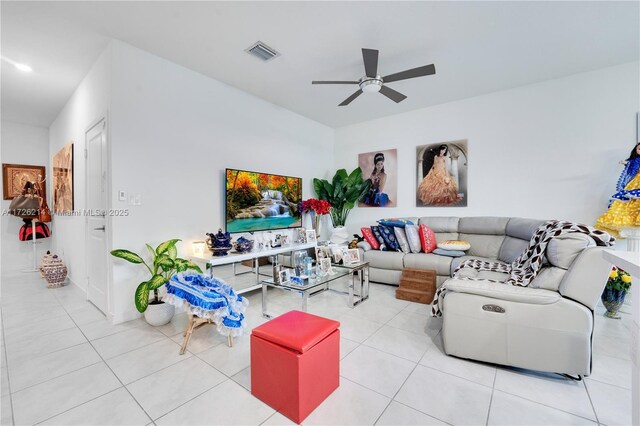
left=164, top=272, right=248, bottom=337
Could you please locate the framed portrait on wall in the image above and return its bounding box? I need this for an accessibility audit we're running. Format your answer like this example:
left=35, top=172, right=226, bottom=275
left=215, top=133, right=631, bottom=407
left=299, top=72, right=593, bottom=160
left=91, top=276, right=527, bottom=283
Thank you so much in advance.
left=358, top=148, right=397, bottom=208
left=53, top=143, right=74, bottom=213
left=416, top=140, right=468, bottom=207
left=2, top=164, right=46, bottom=200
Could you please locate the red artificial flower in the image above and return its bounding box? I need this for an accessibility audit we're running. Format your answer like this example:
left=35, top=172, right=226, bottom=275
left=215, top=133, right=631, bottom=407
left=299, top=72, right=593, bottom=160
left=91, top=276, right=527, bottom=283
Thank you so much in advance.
left=300, top=198, right=331, bottom=215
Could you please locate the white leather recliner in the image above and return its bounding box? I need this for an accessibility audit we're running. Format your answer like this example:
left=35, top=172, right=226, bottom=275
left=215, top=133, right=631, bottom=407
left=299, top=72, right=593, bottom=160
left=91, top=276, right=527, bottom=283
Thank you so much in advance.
left=441, top=234, right=612, bottom=376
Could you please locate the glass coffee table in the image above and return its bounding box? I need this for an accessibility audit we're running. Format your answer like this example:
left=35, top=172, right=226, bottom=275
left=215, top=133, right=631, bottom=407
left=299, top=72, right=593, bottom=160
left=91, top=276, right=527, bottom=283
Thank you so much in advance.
left=261, top=261, right=369, bottom=318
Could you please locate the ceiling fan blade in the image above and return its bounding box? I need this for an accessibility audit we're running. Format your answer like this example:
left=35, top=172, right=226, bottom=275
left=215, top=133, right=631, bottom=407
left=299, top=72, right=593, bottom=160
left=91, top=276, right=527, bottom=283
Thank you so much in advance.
left=362, top=48, right=379, bottom=78
left=339, top=89, right=363, bottom=106
left=383, top=64, right=436, bottom=83
left=312, top=81, right=359, bottom=84
left=379, top=85, right=407, bottom=103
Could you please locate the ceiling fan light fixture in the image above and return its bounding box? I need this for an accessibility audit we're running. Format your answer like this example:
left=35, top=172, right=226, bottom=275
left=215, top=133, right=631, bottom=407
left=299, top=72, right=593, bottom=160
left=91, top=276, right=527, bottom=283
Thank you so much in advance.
left=360, top=77, right=382, bottom=93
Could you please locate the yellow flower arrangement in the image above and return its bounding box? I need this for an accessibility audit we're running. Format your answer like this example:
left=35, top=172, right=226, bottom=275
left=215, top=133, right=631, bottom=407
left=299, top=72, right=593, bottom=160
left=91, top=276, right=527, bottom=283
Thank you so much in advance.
left=606, top=267, right=632, bottom=292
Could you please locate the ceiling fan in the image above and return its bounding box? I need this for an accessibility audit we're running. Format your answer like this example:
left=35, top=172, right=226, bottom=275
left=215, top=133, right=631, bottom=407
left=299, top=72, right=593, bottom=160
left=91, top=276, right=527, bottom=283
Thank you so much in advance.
left=312, top=48, right=436, bottom=106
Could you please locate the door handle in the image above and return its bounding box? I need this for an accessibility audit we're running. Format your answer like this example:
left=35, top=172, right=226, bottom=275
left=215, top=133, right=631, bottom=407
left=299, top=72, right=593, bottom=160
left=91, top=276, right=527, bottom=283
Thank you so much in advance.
left=94, top=226, right=105, bottom=231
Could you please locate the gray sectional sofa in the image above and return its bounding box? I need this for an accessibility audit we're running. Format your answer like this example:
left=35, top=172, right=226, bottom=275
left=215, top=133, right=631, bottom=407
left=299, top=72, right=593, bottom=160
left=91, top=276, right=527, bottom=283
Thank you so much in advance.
left=359, top=216, right=544, bottom=286
left=359, top=216, right=613, bottom=375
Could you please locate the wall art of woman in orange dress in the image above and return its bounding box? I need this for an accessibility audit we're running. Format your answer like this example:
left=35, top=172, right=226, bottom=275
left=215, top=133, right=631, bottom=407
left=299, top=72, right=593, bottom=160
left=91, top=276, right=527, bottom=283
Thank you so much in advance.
left=596, top=143, right=640, bottom=238
left=418, top=144, right=459, bottom=206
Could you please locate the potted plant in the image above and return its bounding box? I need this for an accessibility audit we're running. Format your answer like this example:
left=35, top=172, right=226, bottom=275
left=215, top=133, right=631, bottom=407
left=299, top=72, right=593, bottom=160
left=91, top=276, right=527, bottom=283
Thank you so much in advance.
left=601, top=266, right=632, bottom=319
left=313, top=168, right=371, bottom=243
left=111, top=239, right=202, bottom=326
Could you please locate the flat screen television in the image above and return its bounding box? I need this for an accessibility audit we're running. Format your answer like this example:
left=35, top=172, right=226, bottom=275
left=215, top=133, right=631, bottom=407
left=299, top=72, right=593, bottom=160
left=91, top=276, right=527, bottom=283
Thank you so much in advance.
left=225, top=168, right=302, bottom=233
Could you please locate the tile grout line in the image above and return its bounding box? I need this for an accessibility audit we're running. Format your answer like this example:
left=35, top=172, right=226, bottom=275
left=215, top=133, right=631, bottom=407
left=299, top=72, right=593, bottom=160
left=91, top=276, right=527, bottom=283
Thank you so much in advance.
left=1, top=308, right=17, bottom=426
left=151, top=378, right=233, bottom=423
left=582, top=378, right=601, bottom=425
left=484, top=366, right=498, bottom=425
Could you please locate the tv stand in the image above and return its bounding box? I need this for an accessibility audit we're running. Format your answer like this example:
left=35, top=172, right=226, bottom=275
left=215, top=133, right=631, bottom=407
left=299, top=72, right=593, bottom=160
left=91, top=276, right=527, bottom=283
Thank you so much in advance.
left=189, top=242, right=316, bottom=294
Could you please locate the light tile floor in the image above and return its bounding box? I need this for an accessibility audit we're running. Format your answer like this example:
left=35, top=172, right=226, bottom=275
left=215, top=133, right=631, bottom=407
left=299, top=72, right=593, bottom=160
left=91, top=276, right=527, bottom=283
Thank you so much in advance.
left=0, top=266, right=632, bottom=425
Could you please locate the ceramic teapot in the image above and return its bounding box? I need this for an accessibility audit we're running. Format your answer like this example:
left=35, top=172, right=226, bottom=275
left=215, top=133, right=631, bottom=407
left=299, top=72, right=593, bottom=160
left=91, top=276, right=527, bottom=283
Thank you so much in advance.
left=206, top=228, right=232, bottom=256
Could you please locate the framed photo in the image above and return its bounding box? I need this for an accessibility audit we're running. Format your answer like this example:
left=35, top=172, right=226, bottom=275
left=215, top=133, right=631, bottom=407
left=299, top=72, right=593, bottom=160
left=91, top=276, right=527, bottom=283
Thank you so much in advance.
left=305, top=229, right=317, bottom=244
left=329, top=245, right=344, bottom=263
left=344, top=248, right=361, bottom=265
left=317, top=258, right=332, bottom=276
left=53, top=143, right=74, bottom=213
left=2, top=163, right=46, bottom=200
left=416, top=140, right=467, bottom=207
left=278, top=269, right=291, bottom=284
left=315, top=245, right=331, bottom=260
left=358, top=148, right=397, bottom=207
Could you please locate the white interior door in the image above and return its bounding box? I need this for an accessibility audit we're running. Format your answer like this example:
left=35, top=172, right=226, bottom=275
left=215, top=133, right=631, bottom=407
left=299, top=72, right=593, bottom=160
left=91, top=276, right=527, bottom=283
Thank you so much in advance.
left=86, top=119, right=108, bottom=314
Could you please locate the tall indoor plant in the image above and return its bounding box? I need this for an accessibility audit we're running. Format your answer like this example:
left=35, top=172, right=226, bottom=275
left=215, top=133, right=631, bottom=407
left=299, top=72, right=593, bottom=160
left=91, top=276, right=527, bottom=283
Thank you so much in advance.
left=313, top=168, right=371, bottom=228
left=111, top=239, right=202, bottom=326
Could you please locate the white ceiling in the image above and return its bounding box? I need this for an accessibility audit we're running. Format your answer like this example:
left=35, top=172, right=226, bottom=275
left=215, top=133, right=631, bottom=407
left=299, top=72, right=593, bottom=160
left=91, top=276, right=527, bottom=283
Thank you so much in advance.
left=2, top=1, right=638, bottom=128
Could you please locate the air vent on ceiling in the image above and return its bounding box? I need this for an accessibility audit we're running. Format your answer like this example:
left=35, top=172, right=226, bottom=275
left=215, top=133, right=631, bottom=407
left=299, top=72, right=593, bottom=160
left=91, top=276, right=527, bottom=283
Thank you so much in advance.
left=245, top=41, right=280, bottom=61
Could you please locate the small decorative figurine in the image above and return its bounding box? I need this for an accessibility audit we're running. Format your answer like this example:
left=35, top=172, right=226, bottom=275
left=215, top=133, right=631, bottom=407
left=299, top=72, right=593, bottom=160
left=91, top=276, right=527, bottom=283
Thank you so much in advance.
left=206, top=228, right=232, bottom=256
left=234, top=236, right=254, bottom=254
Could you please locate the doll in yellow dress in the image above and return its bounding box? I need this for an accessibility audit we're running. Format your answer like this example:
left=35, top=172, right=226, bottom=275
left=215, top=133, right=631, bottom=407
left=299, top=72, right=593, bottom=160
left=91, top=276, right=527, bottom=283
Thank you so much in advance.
left=596, top=143, right=640, bottom=238
left=418, top=144, right=459, bottom=206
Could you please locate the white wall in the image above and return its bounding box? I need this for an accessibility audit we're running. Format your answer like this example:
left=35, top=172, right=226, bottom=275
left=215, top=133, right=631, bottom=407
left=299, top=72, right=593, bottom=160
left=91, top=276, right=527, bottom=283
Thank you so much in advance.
left=1, top=120, right=50, bottom=274
left=48, top=44, right=112, bottom=291
left=108, top=41, right=334, bottom=322
left=335, top=62, right=640, bottom=236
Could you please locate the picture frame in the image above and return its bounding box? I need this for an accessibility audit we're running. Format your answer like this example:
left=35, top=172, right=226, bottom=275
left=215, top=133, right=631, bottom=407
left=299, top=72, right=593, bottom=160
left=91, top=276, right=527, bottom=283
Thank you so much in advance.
left=2, top=163, right=46, bottom=200
left=278, top=269, right=291, bottom=284
left=315, top=245, right=331, bottom=260
left=344, top=248, right=361, bottom=265
left=52, top=143, right=74, bottom=213
left=317, top=258, right=332, bottom=276
left=305, top=229, right=317, bottom=244
left=329, top=245, right=344, bottom=263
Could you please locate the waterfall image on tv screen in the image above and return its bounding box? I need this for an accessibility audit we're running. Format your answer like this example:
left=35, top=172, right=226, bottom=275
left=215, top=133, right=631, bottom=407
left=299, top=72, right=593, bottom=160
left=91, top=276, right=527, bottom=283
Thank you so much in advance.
left=225, top=169, right=302, bottom=233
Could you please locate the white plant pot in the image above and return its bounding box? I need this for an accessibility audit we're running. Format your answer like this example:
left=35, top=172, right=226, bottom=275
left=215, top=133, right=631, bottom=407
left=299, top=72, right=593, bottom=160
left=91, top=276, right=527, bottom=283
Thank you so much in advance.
left=330, top=226, right=349, bottom=244
left=144, top=301, right=175, bottom=326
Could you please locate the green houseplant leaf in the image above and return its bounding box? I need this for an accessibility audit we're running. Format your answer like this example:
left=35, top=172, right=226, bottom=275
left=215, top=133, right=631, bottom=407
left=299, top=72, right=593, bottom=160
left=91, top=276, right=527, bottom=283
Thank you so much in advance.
left=110, top=249, right=145, bottom=264
left=156, top=239, right=181, bottom=255
left=314, top=167, right=371, bottom=227
left=134, top=282, right=150, bottom=313
left=147, top=274, right=168, bottom=291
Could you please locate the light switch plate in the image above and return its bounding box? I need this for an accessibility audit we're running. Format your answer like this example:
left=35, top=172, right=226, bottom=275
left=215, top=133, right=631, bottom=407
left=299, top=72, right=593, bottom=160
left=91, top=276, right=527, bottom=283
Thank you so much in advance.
left=118, top=190, right=126, bottom=201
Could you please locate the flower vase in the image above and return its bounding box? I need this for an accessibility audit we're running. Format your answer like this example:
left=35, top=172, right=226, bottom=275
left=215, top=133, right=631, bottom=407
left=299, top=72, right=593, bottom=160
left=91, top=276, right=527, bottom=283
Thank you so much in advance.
left=601, top=287, right=627, bottom=319
left=314, top=214, right=321, bottom=240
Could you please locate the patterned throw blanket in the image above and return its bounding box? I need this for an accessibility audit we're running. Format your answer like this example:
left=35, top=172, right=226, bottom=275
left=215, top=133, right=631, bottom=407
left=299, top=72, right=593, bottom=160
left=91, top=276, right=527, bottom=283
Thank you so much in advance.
left=431, top=220, right=615, bottom=317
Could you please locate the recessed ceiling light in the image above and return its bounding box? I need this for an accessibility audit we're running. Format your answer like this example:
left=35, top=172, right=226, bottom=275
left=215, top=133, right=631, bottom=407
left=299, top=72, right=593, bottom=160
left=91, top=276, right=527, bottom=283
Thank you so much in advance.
left=15, top=63, right=32, bottom=72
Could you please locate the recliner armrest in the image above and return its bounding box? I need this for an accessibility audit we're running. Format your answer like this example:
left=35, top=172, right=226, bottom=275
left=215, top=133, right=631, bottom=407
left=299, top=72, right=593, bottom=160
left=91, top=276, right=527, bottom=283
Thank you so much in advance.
left=444, top=278, right=561, bottom=305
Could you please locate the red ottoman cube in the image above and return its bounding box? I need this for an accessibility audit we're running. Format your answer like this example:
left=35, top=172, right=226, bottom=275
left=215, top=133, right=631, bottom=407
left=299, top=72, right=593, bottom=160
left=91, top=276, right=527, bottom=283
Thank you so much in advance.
left=251, top=310, right=340, bottom=424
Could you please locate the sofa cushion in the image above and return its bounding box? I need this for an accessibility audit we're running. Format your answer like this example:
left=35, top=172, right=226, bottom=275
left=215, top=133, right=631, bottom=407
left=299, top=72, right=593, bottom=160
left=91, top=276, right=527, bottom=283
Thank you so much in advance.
left=418, top=217, right=459, bottom=233
left=403, top=253, right=453, bottom=276
left=444, top=279, right=561, bottom=305
left=361, top=227, right=380, bottom=250
left=529, top=266, right=566, bottom=292
left=364, top=250, right=405, bottom=270
left=394, top=227, right=411, bottom=253
left=456, top=267, right=511, bottom=282
left=379, top=225, right=401, bottom=251
left=458, top=233, right=505, bottom=259
left=547, top=234, right=596, bottom=270
left=458, top=217, right=509, bottom=235
left=435, top=232, right=460, bottom=242
left=404, top=225, right=422, bottom=253
left=506, top=217, right=545, bottom=240
left=498, top=236, right=529, bottom=264
left=378, top=218, right=415, bottom=228
left=433, top=248, right=466, bottom=257
left=451, top=256, right=509, bottom=276
left=419, top=224, right=437, bottom=253
left=438, top=240, right=471, bottom=251
left=371, top=226, right=387, bottom=251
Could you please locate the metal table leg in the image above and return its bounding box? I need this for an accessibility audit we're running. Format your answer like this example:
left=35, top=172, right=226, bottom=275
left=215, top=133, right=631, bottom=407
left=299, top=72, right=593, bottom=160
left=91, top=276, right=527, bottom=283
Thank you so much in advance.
left=302, top=290, right=309, bottom=312
left=262, top=282, right=271, bottom=318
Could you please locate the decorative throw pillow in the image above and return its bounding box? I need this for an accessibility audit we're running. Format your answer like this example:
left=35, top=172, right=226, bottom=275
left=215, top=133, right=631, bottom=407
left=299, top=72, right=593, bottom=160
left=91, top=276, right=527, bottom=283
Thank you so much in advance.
left=433, top=248, right=466, bottom=257
left=377, top=218, right=415, bottom=228
left=371, top=226, right=387, bottom=251
left=393, top=227, right=411, bottom=253
left=419, top=224, right=437, bottom=253
left=437, top=240, right=471, bottom=251
left=361, top=227, right=380, bottom=250
left=378, top=224, right=401, bottom=251
left=404, top=224, right=422, bottom=253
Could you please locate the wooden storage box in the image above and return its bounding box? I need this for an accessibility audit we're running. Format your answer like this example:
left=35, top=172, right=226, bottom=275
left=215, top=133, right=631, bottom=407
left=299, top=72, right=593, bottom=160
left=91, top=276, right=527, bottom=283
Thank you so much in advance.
left=396, top=268, right=436, bottom=304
